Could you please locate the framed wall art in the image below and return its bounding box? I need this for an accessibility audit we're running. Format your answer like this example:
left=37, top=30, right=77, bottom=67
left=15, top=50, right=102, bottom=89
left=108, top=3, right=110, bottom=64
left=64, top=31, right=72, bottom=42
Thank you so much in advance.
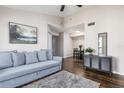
left=9, top=22, right=37, bottom=44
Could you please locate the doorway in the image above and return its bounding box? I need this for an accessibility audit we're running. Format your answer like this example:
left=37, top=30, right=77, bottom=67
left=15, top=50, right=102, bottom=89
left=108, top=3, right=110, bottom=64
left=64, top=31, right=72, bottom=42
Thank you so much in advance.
left=47, top=25, right=63, bottom=57
left=52, top=35, right=60, bottom=56
left=63, top=24, right=85, bottom=58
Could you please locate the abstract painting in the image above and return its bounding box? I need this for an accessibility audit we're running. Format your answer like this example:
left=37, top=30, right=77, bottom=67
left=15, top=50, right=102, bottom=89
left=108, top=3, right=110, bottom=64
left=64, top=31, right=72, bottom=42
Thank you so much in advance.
left=9, top=22, right=37, bottom=44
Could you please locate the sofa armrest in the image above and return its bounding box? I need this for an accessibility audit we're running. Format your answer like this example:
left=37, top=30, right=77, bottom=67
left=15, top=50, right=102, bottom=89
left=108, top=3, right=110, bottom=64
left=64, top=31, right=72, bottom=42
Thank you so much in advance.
left=53, top=56, right=63, bottom=70
left=53, top=56, right=62, bottom=62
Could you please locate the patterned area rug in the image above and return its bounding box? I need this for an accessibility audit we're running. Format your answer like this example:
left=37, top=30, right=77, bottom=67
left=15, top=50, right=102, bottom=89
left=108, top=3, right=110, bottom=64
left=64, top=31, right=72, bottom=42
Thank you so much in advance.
left=23, top=71, right=100, bottom=88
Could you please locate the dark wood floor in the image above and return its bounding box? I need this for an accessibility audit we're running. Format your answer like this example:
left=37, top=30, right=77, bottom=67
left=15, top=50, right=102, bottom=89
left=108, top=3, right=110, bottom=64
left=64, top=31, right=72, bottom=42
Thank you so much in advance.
left=63, top=57, right=124, bottom=88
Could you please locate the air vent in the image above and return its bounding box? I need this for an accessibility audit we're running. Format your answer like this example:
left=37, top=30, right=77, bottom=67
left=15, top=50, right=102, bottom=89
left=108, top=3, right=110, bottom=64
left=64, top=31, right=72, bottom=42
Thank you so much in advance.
left=88, top=22, right=95, bottom=26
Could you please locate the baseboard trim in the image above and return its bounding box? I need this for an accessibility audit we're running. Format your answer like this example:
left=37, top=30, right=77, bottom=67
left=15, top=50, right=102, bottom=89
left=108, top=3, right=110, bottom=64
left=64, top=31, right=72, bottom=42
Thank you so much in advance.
left=63, top=56, right=73, bottom=58
left=113, top=71, right=124, bottom=76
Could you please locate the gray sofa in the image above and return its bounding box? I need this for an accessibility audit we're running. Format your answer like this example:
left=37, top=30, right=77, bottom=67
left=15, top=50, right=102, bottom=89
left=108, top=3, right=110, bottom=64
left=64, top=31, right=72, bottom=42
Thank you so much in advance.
left=0, top=50, right=62, bottom=88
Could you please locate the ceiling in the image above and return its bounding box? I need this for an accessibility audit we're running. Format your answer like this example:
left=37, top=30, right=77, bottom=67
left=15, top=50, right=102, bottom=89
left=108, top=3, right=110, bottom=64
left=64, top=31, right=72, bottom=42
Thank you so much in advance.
left=67, top=24, right=84, bottom=37
left=5, top=5, right=85, bottom=17
left=48, top=23, right=84, bottom=37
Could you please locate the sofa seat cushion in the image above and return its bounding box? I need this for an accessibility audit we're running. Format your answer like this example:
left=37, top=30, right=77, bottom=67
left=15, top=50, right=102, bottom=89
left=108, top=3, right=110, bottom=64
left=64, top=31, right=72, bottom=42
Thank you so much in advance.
left=0, top=60, right=60, bottom=82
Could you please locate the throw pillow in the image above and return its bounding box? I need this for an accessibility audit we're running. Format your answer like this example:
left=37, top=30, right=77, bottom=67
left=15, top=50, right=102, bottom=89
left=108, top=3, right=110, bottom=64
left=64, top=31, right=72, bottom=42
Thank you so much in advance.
left=12, top=52, right=25, bottom=66
left=38, top=50, right=47, bottom=62
left=25, top=51, right=38, bottom=64
left=0, top=52, right=13, bottom=69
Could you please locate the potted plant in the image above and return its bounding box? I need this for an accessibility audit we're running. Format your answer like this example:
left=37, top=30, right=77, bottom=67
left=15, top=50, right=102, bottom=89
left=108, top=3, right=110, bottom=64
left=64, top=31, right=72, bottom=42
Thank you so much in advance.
left=85, top=47, right=95, bottom=55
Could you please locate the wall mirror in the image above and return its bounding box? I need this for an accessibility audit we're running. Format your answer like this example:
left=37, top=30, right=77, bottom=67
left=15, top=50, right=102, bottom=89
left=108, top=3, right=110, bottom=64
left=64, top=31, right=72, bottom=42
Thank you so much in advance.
left=98, top=32, right=107, bottom=56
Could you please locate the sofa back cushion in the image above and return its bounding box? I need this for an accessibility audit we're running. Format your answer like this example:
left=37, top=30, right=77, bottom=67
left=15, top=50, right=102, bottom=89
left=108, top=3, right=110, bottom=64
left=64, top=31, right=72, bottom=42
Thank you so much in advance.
left=25, top=51, right=38, bottom=64
left=0, top=52, right=13, bottom=69
left=40, top=49, right=53, bottom=60
left=47, top=50, right=53, bottom=60
left=38, top=50, right=47, bottom=62
left=12, top=52, right=25, bottom=67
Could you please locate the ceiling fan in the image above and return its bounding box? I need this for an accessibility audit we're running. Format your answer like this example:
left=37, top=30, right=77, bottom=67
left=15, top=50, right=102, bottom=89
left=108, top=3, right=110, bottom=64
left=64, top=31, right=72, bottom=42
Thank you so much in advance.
left=60, top=5, right=83, bottom=12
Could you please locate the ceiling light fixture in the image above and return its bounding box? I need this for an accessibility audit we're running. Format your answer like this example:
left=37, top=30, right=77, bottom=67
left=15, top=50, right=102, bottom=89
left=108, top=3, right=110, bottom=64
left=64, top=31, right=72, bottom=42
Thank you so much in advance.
left=76, top=31, right=81, bottom=33
left=60, top=5, right=83, bottom=12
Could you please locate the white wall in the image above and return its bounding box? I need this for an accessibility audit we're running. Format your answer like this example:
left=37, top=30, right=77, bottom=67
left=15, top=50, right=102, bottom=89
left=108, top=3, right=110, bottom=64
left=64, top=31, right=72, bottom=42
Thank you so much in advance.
left=63, top=32, right=73, bottom=58
left=64, top=6, right=124, bottom=75
left=0, top=6, right=62, bottom=52
left=47, top=32, right=52, bottom=50
left=59, top=33, right=64, bottom=57
left=72, top=36, right=84, bottom=49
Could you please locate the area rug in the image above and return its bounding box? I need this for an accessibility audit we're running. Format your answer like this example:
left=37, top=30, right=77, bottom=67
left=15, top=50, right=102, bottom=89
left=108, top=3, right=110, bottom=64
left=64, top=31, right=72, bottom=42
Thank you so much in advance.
left=23, top=71, right=100, bottom=88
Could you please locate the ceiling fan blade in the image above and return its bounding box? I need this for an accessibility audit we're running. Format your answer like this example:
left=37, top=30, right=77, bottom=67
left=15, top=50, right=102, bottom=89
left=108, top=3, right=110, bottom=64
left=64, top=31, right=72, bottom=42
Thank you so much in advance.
left=60, top=5, right=65, bottom=12
left=77, top=5, right=83, bottom=7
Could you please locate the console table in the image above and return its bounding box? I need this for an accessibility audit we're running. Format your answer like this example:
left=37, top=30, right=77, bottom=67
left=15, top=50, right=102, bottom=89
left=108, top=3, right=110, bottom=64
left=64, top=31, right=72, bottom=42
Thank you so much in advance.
left=84, top=55, right=112, bottom=75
